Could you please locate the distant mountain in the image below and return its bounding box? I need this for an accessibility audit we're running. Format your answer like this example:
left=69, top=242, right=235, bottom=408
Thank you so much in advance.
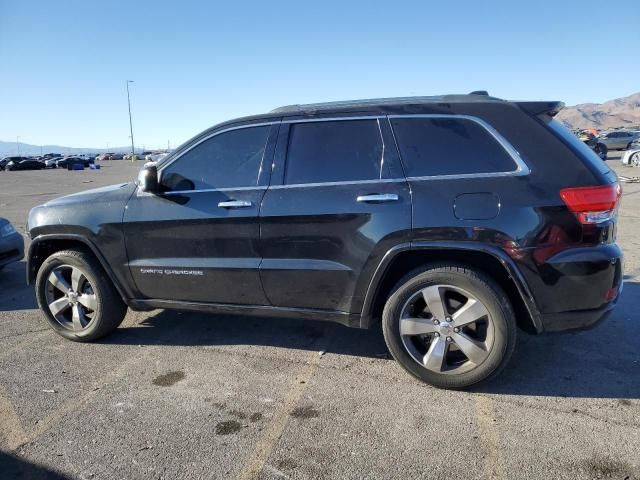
left=556, top=92, right=640, bottom=130
left=0, top=140, right=137, bottom=157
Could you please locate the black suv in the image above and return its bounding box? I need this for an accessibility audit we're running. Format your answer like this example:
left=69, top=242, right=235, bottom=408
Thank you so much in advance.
left=26, top=94, right=623, bottom=388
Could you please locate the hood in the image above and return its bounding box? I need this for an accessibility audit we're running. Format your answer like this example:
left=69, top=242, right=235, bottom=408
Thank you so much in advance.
left=28, top=182, right=138, bottom=239
left=44, top=183, right=133, bottom=207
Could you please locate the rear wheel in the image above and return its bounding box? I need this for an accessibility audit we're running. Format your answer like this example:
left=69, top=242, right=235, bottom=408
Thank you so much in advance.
left=35, top=249, right=127, bottom=342
left=382, top=264, right=516, bottom=389
left=594, top=143, right=607, bottom=160
left=631, top=152, right=640, bottom=167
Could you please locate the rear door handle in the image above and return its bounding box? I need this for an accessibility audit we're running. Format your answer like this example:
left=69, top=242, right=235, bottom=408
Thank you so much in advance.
left=218, top=200, right=253, bottom=209
left=356, top=193, right=399, bottom=203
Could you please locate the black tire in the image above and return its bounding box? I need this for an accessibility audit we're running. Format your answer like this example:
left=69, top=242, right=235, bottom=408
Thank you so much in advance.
left=35, top=249, right=127, bottom=342
left=595, top=143, right=608, bottom=160
left=382, top=263, right=516, bottom=389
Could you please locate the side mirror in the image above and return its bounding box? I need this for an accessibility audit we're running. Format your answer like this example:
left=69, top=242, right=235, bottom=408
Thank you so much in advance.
left=137, top=162, right=159, bottom=193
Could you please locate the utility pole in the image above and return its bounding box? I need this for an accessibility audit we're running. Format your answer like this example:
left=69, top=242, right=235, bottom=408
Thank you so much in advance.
left=16, top=136, right=20, bottom=156
left=126, top=80, right=135, bottom=155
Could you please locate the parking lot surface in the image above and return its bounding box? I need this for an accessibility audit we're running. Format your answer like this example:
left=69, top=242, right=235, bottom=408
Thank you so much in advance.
left=1, top=157, right=639, bottom=479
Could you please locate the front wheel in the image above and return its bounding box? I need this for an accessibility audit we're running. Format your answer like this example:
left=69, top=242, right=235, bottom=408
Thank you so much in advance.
left=35, top=249, right=127, bottom=342
left=382, top=264, right=516, bottom=389
left=630, top=152, right=640, bottom=167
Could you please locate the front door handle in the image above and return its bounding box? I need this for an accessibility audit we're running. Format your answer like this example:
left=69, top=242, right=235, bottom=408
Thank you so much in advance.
left=356, top=193, right=399, bottom=203
left=218, top=200, right=253, bottom=209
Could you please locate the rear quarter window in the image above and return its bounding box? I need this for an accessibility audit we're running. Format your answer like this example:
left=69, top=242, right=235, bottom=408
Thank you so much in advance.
left=390, top=117, right=519, bottom=177
left=545, top=120, right=612, bottom=176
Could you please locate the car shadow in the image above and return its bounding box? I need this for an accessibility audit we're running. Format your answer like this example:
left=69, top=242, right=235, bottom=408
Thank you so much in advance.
left=3, top=258, right=638, bottom=399
left=103, top=308, right=390, bottom=360
left=102, top=283, right=640, bottom=400
left=475, top=281, right=640, bottom=399
left=0, top=450, right=71, bottom=479
left=0, top=262, right=38, bottom=311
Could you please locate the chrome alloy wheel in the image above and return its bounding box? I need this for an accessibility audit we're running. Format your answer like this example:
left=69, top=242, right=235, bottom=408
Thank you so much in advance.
left=44, top=265, right=98, bottom=331
left=399, top=284, right=494, bottom=375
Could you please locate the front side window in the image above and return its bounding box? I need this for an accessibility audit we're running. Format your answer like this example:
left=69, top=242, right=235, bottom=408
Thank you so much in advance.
left=285, top=119, right=384, bottom=184
left=161, top=125, right=270, bottom=191
left=391, top=117, right=518, bottom=177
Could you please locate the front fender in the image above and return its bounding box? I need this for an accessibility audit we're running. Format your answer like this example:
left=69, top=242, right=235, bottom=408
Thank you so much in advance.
left=26, top=234, right=135, bottom=303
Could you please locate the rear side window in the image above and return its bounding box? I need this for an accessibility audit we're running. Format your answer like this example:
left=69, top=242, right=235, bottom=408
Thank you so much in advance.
left=390, top=117, right=518, bottom=177
left=546, top=120, right=611, bottom=175
left=285, top=120, right=383, bottom=184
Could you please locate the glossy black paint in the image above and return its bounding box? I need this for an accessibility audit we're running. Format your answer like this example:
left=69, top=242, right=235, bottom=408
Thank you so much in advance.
left=259, top=119, right=411, bottom=313
left=28, top=183, right=139, bottom=300
left=26, top=95, right=623, bottom=334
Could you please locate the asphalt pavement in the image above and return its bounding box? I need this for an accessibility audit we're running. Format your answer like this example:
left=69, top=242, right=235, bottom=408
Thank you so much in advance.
left=0, top=156, right=639, bottom=479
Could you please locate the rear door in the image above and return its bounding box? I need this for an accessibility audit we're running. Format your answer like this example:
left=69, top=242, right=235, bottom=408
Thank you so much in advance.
left=259, top=117, right=411, bottom=314
left=123, top=122, right=278, bottom=304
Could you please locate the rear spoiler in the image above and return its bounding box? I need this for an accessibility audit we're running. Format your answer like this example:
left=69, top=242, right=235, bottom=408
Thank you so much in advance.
left=515, top=101, right=565, bottom=117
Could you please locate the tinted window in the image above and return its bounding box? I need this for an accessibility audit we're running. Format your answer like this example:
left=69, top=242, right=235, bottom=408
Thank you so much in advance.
left=391, top=117, right=518, bottom=177
left=285, top=120, right=383, bottom=184
left=547, top=119, right=611, bottom=175
left=161, top=126, right=270, bottom=191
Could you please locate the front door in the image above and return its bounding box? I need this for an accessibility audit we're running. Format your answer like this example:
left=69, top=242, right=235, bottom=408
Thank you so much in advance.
left=259, top=117, right=411, bottom=314
left=123, top=122, right=277, bottom=305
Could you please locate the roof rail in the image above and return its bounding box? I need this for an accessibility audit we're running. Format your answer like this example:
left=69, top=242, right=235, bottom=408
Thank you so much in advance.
left=270, top=94, right=505, bottom=114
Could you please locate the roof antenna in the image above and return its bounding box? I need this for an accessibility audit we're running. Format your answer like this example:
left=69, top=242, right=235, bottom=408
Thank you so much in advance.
left=469, top=90, right=489, bottom=96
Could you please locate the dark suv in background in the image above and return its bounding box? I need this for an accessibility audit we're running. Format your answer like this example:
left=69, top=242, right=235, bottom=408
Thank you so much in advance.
left=26, top=93, right=623, bottom=388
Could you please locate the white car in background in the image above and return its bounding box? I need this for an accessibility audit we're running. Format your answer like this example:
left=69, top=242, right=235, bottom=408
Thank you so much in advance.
left=621, top=139, right=640, bottom=167
left=145, top=151, right=171, bottom=162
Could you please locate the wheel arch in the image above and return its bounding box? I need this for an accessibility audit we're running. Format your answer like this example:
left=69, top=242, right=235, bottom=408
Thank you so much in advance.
left=360, top=242, right=542, bottom=333
left=27, top=234, right=130, bottom=303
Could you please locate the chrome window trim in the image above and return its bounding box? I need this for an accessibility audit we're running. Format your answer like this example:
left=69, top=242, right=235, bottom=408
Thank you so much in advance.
left=156, top=113, right=530, bottom=195
left=387, top=114, right=530, bottom=179
left=163, top=185, right=267, bottom=196
left=268, top=178, right=406, bottom=190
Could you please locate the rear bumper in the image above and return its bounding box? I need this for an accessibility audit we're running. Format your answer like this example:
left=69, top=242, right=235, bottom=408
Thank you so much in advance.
left=0, top=232, right=25, bottom=268
left=539, top=295, right=618, bottom=332
left=521, top=243, right=623, bottom=333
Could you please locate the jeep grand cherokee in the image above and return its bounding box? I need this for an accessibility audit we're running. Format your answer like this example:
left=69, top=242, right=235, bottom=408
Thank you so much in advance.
left=26, top=93, right=623, bottom=388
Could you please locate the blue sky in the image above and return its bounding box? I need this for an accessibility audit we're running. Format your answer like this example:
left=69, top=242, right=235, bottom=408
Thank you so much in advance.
left=1, top=0, right=638, bottom=149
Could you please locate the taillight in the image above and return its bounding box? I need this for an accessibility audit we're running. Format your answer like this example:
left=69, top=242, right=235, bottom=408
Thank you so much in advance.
left=560, top=183, right=621, bottom=224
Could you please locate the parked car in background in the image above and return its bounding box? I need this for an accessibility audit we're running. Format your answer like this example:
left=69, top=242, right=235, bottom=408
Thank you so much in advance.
left=44, top=158, right=59, bottom=168
left=578, top=130, right=607, bottom=160
left=0, top=156, right=29, bottom=170
left=146, top=151, right=171, bottom=162
left=597, top=130, right=639, bottom=150
left=0, top=218, right=23, bottom=271
left=97, top=153, right=115, bottom=162
left=5, top=159, right=45, bottom=171
left=26, top=93, right=623, bottom=389
left=621, top=138, right=640, bottom=166
left=56, top=156, right=95, bottom=169
left=109, top=153, right=125, bottom=160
